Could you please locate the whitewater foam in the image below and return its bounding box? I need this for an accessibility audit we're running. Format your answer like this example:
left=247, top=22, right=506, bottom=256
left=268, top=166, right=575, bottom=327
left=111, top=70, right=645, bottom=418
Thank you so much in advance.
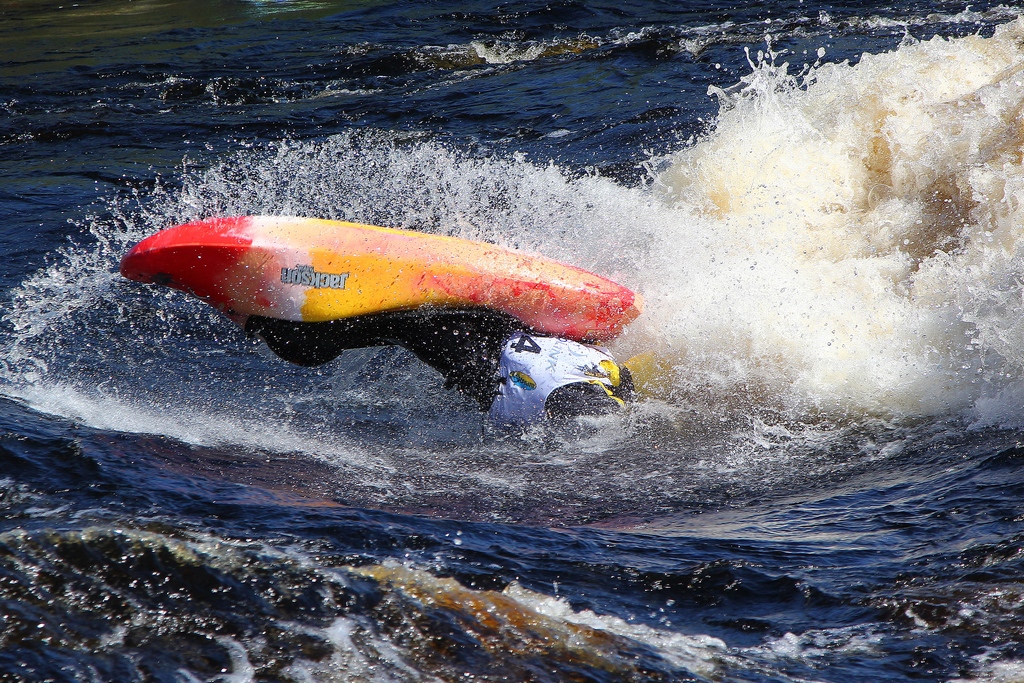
left=8, top=20, right=1024, bottom=443
left=648, top=17, right=1024, bottom=421
left=6, top=382, right=385, bottom=470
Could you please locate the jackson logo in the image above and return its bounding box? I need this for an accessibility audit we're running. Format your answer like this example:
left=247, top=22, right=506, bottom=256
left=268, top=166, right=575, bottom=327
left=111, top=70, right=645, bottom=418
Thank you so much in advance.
left=281, top=264, right=350, bottom=290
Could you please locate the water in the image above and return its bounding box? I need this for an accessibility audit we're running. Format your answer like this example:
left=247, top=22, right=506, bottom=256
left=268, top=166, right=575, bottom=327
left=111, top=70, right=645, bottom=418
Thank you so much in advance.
left=4, top=1, right=1024, bottom=680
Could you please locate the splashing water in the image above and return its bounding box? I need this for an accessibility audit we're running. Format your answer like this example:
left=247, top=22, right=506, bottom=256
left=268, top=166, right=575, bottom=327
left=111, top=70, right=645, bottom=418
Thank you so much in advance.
left=7, top=21, right=1024, bottom=450
left=647, top=18, right=1024, bottom=424
left=0, top=132, right=656, bottom=458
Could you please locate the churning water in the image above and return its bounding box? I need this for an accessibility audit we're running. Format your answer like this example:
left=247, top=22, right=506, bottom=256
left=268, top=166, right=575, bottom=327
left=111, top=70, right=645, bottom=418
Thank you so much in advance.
left=4, top=1, right=1024, bottom=681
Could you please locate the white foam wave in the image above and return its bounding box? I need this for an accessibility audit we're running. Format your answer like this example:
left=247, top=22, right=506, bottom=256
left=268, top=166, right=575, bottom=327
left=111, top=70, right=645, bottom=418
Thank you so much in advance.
left=502, top=580, right=727, bottom=676
left=748, top=624, right=886, bottom=663
left=280, top=617, right=437, bottom=683
left=7, top=383, right=384, bottom=469
left=502, top=580, right=898, bottom=679
left=649, top=17, right=1024, bottom=422
left=950, top=655, right=1024, bottom=683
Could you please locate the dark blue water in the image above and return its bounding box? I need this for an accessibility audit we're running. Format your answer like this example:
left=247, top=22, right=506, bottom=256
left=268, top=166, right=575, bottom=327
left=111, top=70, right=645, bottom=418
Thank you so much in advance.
left=4, top=1, right=1024, bottom=681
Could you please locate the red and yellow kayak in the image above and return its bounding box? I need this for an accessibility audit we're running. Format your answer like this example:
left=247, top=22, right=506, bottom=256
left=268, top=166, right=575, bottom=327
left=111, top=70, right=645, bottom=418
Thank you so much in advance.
left=119, top=215, right=643, bottom=342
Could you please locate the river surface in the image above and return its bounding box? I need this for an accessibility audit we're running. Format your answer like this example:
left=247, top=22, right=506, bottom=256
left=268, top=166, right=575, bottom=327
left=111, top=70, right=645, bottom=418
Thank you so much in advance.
left=4, top=1, right=1024, bottom=681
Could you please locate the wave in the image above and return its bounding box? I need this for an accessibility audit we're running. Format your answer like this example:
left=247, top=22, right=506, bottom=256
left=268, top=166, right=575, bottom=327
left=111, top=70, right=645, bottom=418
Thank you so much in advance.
left=7, top=20, right=1024, bottom=459
left=649, top=17, right=1024, bottom=423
